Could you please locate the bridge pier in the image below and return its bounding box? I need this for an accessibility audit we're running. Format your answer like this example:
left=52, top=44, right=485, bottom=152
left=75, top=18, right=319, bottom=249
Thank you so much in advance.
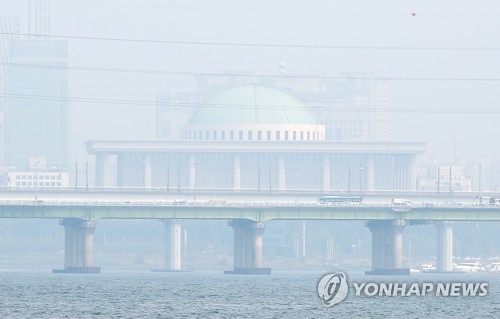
left=366, top=220, right=409, bottom=275
left=436, top=221, right=454, bottom=272
left=152, top=220, right=187, bottom=272
left=225, top=219, right=271, bottom=275
left=53, top=218, right=100, bottom=273
left=164, top=220, right=182, bottom=270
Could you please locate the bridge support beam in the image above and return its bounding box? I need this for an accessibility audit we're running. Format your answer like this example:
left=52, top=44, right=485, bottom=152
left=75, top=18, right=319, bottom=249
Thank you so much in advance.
left=225, top=219, right=271, bottom=275
left=436, top=221, right=454, bottom=272
left=366, top=220, right=409, bottom=275
left=53, top=218, right=100, bottom=273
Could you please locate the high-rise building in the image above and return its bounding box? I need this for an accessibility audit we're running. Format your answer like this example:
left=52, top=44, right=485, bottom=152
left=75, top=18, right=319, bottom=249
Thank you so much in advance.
left=1, top=0, right=69, bottom=170
left=293, top=73, right=389, bottom=142
left=5, top=38, right=69, bottom=169
left=0, top=1, right=20, bottom=167
left=19, top=0, right=51, bottom=35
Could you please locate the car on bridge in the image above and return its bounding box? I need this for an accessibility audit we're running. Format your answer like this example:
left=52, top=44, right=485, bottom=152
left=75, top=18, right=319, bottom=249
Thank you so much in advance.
left=317, top=195, right=362, bottom=206
left=391, top=198, right=414, bottom=209
left=475, top=196, right=500, bottom=207
left=173, top=199, right=187, bottom=205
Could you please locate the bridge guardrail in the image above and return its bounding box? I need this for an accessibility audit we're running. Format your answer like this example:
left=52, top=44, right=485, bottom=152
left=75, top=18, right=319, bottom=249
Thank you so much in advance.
left=0, top=198, right=498, bottom=210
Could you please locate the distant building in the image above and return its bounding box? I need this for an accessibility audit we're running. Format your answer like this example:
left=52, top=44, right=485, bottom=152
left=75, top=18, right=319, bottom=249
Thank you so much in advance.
left=90, top=84, right=424, bottom=191
left=7, top=170, right=69, bottom=189
left=0, top=1, right=69, bottom=171
left=184, top=85, right=325, bottom=142
left=156, top=68, right=389, bottom=143
left=0, top=2, right=19, bottom=167
left=4, top=38, right=69, bottom=170
left=156, top=80, right=201, bottom=140
left=416, top=157, right=473, bottom=192
left=19, top=0, right=51, bottom=35
left=312, top=75, right=389, bottom=141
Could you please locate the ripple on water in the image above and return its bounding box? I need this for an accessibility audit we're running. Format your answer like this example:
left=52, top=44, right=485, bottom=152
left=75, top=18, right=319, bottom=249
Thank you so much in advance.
left=0, top=272, right=498, bottom=318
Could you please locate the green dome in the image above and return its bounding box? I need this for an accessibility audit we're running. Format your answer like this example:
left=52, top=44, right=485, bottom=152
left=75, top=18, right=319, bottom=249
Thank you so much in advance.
left=188, top=84, right=316, bottom=125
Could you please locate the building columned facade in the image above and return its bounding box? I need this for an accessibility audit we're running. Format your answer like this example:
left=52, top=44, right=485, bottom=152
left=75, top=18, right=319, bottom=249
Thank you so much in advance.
left=87, top=84, right=424, bottom=192
left=88, top=140, right=422, bottom=192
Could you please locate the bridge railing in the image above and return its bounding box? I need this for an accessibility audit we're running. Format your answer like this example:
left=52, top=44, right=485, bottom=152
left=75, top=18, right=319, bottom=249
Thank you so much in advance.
left=0, top=198, right=498, bottom=209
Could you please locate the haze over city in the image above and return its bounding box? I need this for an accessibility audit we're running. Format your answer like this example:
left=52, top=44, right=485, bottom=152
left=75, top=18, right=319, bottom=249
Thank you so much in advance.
left=2, top=0, right=498, bottom=163
left=1, top=1, right=500, bottom=317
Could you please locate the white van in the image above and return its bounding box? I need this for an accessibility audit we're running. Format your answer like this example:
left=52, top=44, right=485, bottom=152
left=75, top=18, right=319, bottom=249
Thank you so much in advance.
left=391, top=198, right=414, bottom=207
left=489, top=198, right=500, bottom=207
left=173, top=199, right=187, bottom=205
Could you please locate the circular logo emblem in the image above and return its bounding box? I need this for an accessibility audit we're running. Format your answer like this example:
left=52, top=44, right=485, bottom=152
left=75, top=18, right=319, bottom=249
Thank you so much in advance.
left=317, top=272, right=349, bottom=307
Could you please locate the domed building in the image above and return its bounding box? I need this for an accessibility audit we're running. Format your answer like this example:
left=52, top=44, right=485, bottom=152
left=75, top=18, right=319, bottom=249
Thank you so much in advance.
left=185, top=84, right=325, bottom=142
left=87, top=84, right=424, bottom=192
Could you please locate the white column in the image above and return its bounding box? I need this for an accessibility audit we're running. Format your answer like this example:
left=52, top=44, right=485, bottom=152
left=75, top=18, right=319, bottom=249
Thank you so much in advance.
left=409, top=155, right=417, bottom=191
left=395, top=156, right=403, bottom=191
left=164, top=220, right=182, bottom=270
left=233, top=154, right=241, bottom=190
left=95, top=154, right=111, bottom=187
left=144, top=154, right=152, bottom=188
left=402, top=156, right=409, bottom=190
left=278, top=155, right=286, bottom=191
left=251, top=223, right=265, bottom=268
left=189, top=155, right=196, bottom=189
left=367, top=156, right=375, bottom=191
left=322, top=155, right=330, bottom=192
left=390, top=222, right=405, bottom=269
left=82, top=222, right=96, bottom=268
left=437, top=221, right=454, bottom=272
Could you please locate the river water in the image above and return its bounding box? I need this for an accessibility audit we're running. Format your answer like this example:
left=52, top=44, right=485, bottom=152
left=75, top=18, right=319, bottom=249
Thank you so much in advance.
left=0, top=270, right=498, bottom=318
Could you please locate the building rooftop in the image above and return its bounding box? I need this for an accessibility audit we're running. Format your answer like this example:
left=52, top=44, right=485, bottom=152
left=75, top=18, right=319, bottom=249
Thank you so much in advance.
left=86, top=140, right=427, bottom=154
left=187, top=84, right=316, bottom=125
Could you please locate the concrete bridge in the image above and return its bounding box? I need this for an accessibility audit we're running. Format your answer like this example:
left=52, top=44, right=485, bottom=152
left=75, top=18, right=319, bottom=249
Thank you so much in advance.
left=1, top=188, right=499, bottom=275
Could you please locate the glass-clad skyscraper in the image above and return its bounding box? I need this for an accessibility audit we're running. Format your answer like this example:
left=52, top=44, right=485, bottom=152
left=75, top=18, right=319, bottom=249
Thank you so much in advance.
left=5, top=38, right=69, bottom=169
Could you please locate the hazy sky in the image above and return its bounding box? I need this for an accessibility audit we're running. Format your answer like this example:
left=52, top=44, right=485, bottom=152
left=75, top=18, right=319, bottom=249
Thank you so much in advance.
left=7, top=0, right=500, bottom=164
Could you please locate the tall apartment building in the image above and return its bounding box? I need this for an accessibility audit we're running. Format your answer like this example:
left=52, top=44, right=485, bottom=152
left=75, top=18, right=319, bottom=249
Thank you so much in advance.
left=5, top=38, right=69, bottom=169
left=295, top=73, right=389, bottom=142
left=1, top=0, right=69, bottom=170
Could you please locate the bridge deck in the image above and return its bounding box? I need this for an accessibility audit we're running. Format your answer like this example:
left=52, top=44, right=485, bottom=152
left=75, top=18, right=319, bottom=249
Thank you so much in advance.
left=0, top=201, right=499, bottom=222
